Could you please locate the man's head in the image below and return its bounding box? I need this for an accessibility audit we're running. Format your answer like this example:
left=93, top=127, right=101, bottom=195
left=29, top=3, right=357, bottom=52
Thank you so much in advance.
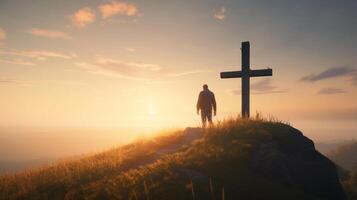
left=203, top=84, right=208, bottom=90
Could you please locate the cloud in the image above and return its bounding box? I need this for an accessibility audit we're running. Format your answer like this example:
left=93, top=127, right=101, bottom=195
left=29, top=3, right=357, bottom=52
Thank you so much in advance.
left=76, top=56, right=163, bottom=80
left=0, top=78, right=86, bottom=87
left=77, top=60, right=211, bottom=80
left=0, top=78, right=29, bottom=85
left=76, top=62, right=125, bottom=79
left=300, top=66, right=356, bottom=82
left=352, top=75, right=357, bottom=85
left=71, top=7, right=96, bottom=28
left=95, top=56, right=161, bottom=70
left=95, top=56, right=162, bottom=79
left=77, top=55, right=211, bottom=80
left=317, top=87, right=347, bottom=95
left=22, top=51, right=74, bottom=60
left=0, top=28, right=6, bottom=42
left=0, top=59, right=35, bottom=66
left=295, top=108, right=357, bottom=121
left=230, top=79, right=286, bottom=95
left=0, top=50, right=76, bottom=60
left=42, top=80, right=87, bottom=86
left=169, top=70, right=211, bottom=77
left=27, top=28, right=72, bottom=39
left=99, top=1, right=139, bottom=19
left=126, top=48, right=136, bottom=52
left=327, top=108, right=357, bottom=120
left=214, top=7, right=226, bottom=20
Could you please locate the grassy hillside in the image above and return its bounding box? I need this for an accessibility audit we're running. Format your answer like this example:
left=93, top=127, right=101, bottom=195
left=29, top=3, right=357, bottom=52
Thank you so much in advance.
left=0, top=117, right=346, bottom=200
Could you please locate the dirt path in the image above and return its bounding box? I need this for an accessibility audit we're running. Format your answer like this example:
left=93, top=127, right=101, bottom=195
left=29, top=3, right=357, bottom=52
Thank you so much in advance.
left=120, top=127, right=204, bottom=174
left=155, top=127, right=203, bottom=158
left=154, top=127, right=209, bottom=181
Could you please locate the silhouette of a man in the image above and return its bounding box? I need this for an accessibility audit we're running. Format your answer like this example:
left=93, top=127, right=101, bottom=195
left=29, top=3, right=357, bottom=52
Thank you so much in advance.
left=196, top=84, right=217, bottom=128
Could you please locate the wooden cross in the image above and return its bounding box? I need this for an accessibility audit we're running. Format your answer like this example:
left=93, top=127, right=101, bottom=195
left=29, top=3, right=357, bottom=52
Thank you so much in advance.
left=220, top=41, right=273, bottom=118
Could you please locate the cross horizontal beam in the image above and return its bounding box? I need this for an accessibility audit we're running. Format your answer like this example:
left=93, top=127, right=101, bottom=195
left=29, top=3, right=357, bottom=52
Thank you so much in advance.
left=220, top=68, right=272, bottom=79
left=249, top=68, right=272, bottom=77
left=220, top=71, right=242, bottom=78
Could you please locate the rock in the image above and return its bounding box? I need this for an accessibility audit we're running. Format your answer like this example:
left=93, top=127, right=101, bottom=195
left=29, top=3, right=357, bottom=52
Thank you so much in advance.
left=250, top=126, right=347, bottom=200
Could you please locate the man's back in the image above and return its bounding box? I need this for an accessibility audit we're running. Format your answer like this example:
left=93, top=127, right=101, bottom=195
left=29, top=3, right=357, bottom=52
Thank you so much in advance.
left=197, top=89, right=216, bottom=112
left=196, top=84, right=217, bottom=128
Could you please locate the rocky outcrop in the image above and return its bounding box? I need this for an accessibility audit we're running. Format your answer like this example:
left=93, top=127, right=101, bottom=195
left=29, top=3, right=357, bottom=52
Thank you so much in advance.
left=250, top=125, right=347, bottom=200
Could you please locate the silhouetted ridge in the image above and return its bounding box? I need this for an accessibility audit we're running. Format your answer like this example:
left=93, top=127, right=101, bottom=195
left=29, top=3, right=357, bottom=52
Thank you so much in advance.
left=0, top=118, right=346, bottom=200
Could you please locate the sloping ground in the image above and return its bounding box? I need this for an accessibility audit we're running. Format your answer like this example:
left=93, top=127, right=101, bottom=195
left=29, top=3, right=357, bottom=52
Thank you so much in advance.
left=328, top=141, right=357, bottom=171
left=0, top=128, right=203, bottom=200
left=0, top=118, right=346, bottom=200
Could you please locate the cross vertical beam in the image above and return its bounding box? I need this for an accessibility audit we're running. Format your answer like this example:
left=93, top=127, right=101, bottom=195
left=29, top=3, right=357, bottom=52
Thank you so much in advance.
left=241, top=42, right=250, bottom=118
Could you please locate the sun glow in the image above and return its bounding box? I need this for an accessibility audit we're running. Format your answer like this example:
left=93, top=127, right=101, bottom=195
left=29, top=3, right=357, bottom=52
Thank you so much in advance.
left=147, top=104, right=157, bottom=116
left=146, top=96, right=158, bottom=117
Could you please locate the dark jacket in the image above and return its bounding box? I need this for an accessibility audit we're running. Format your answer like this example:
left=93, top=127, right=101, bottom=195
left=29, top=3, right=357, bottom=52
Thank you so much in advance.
left=196, top=89, right=216, bottom=112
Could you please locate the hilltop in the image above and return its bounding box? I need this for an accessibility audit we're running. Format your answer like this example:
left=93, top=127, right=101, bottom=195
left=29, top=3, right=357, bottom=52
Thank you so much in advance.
left=0, top=117, right=346, bottom=200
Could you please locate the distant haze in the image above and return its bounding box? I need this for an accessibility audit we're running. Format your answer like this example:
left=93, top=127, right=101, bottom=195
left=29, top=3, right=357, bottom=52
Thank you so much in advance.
left=0, top=126, right=162, bottom=172
left=0, top=119, right=356, bottom=173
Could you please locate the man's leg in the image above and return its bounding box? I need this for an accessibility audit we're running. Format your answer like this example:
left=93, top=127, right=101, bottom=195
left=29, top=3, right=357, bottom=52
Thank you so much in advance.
left=207, top=111, right=213, bottom=126
left=201, top=111, right=207, bottom=128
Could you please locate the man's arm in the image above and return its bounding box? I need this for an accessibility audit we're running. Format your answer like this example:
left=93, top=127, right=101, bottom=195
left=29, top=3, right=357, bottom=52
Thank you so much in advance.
left=196, top=92, right=202, bottom=114
left=212, top=93, right=217, bottom=116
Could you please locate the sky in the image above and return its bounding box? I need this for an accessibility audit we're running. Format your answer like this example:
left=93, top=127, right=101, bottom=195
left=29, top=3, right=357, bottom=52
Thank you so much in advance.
left=0, top=0, right=357, bottom=137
